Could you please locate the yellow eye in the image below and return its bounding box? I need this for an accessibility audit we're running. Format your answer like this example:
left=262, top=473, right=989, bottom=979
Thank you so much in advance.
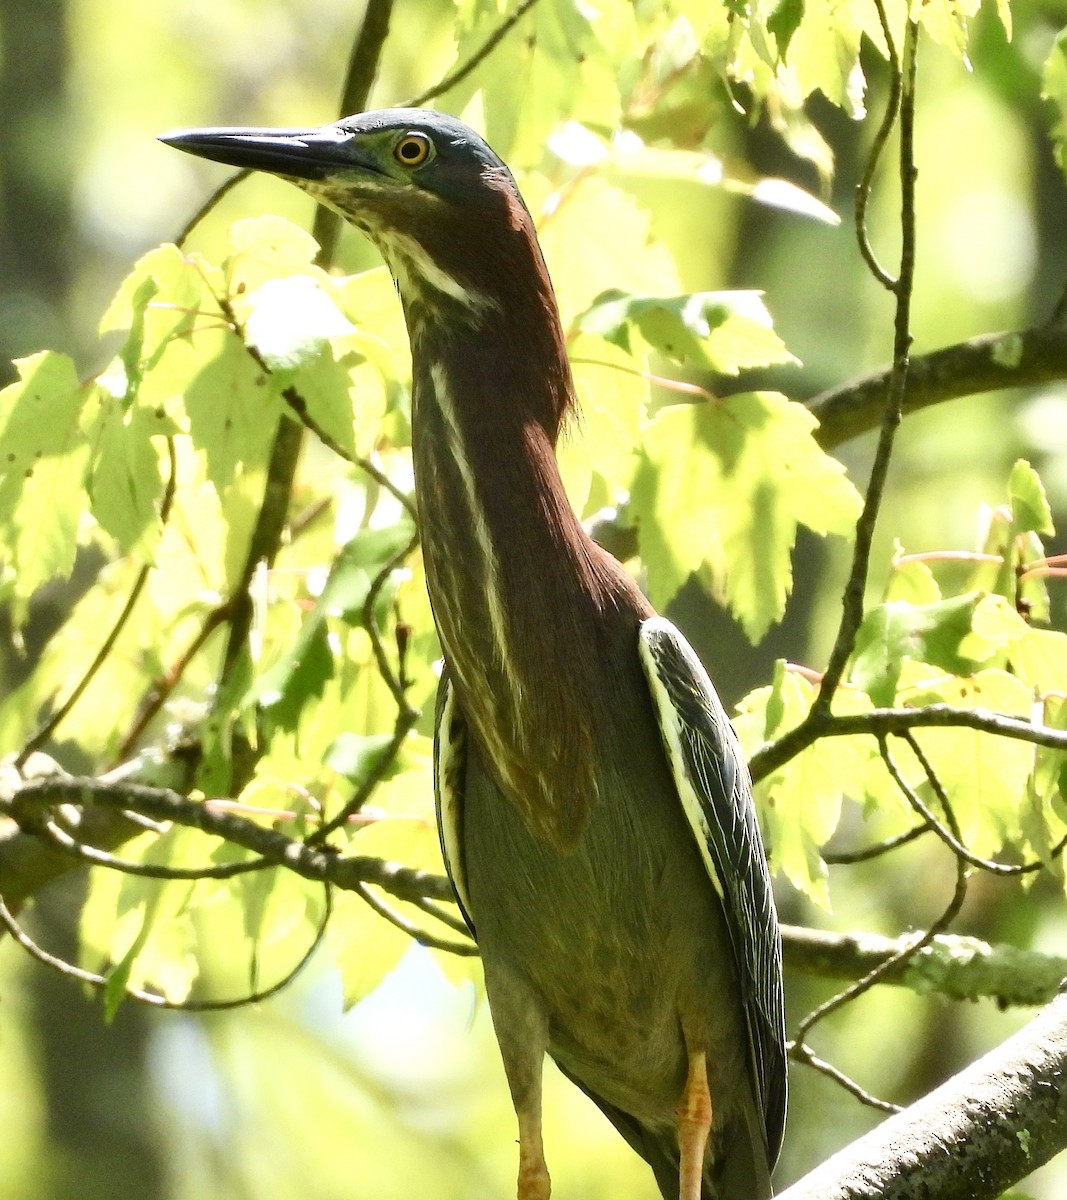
left=394, top=133, right=431, bottom=167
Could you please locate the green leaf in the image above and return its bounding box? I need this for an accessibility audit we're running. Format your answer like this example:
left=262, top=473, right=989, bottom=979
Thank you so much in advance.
left=630, top=391, right=860, bottom=639
left=1043, top=29, right=1067, bottom=178
left=735, top=668, right=877, bottom=908
left=885, top=548, right=941, bottom=606
left=84, top=391, right=172, bottom=551
left=561, top=335, right=646, bottom=516
left=850, top=593, right=1027, bottom=707
left=1008, top=459, right=1054, bottom=536
left=912, top=0, right=980, bottom=58
left=767, top=0, right=804, bottom=56
left=256, top=619, right=335, bottom=732
left=289, top=339, right=386, bottom=461
left=904, top=671, right=1036, bottom=857
left=100, top=243, right=209, bottom=351
left=325, top=732, right=402, bottom=787
left=226, top=215, right=321, bottom=292
left=1010, top=629, right=1067, bottom=698
left=243, top=275, right=355, bottom=371
left=325, top=524, right=417, bottom=624
left=444, top=0, right=623, bottom=169
left=576, top=289, right=798, bottom=375
left=183, top=331, right=284, bottom=493
left=0, top=352, right=90, bottom=603
left=328, top=889, right=411, bottom=1010
left=252, top=524, right=415, bottom=731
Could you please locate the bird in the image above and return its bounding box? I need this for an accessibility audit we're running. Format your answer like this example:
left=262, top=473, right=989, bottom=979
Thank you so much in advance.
left=160, top=109, right=787, bottom=1200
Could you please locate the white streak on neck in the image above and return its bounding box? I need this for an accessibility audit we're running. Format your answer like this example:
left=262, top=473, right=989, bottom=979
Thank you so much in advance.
left=429, top=364, right=516, bottom=702
left=383, top=231, right=495, bottom=315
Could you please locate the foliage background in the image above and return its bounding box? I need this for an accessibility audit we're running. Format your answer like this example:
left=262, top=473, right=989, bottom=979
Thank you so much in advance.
left=2, top=0, right=1067, bottom=1198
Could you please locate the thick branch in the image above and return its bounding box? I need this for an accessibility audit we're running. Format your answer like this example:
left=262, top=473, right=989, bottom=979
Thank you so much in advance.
left=811, top=325, right=1067, bottom=451
left=783, top=924, right=1067, bottom=1008
left=777, top=987, right=1067, bottom=1200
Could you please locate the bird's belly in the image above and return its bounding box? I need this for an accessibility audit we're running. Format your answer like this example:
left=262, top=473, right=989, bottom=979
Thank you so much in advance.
left=461, top=739, right=747, bottom=1126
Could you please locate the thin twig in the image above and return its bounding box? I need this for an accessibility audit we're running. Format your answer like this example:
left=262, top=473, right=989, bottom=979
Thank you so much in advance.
left=176, top=171, right=250, bottom=249
left=4, top=774, right=457, bottom=905
left=823, top=821, right=930, bottom=864
left=35, top=817, right=273, bottom=880
left=411, top=894, right=472, bottom=937
left=789, top=1040, right=902, bottom=1114
left=279, top=384, right=417, bottom=522
left=16, top=438, right=179, bottom=769
left=893, top=731, right=1067, bottom=875
left=790, top=801, right=970, bottom=1104
left=315, top=0, right=397, bottom=263
left=355, top=881, right=477, bottom=955
left=813, top=17, right=919, bottom=718
left=750, top=703, right=1067, bottom=784
left=307, top=697, right=418, bottom=845
left=113, top=601, right=232, bottom=766
left=0, top=886, right=331, bottom=1011
left=403, top=0, right=548, bottom=108
left=855, top=0, right=902, bottom=291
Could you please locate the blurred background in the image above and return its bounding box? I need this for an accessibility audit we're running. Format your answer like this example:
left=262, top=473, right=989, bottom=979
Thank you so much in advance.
left=2, top=0, right=1067, bottom=1196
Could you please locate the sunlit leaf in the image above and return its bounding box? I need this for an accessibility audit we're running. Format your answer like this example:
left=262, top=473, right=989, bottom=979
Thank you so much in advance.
left=904, top=670, right=1036, bottom=857
left=1043, top=28, right=1067, bottom=178
left=226, top=215, right=321, bottom=293
left=0, top=352, right=90, bottom=603
left=850, top=593, right=1027, bottom=706
left=242, top=275, right=355, bottom=371
left=84, top=391, right=174, bottom=551
left=325, top=732, right=403, bottom=786
left=631, top=391, right=860, bottom=639
left=576, top=289, right=798, bottom=375
left=735, top=665, right=877, bottom=907
left=183, top=330, right=284, bottom=493
left=1008, top=458, right=1054, bottom=536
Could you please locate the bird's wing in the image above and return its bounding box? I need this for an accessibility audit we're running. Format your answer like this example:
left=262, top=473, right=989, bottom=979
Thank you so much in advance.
left=638, top=616, right=787, bottom=1163
left=433, top=670, right=476, bottom=934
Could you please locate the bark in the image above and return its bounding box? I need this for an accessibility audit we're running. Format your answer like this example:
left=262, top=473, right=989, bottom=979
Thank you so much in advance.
left=778, top=987, right=1067, bottom=1199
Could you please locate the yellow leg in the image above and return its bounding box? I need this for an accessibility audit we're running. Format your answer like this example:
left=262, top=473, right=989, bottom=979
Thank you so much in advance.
left=516, top=1100, right=551, bottom=1200
left=482, top=964, right=552, bottom=1200
left=678, top=1050, right=713, bottom=1200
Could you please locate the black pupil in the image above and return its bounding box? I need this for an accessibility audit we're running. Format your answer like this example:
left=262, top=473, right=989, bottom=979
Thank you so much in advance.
left=400, top=139, right=423, bottom=160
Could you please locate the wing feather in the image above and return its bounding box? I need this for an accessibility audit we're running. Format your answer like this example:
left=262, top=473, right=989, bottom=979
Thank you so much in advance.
left=638, top=616, right=787, bottom=1164
left=433, top=671, right=476, bottom=933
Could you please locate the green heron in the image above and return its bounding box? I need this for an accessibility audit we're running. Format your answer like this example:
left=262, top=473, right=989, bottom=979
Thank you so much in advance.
left=161, top=109, right=787, bottom=1200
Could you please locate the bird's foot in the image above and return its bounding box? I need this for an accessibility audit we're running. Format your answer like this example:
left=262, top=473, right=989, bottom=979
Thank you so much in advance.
left=517, top=1156, right=551, bottom=1200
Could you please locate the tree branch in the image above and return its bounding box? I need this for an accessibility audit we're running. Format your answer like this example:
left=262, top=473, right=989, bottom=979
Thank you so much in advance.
left=811, top=324, right=1067, bottom=451
left=749, top=702, right=1067, bottom=784
left=6, top=764, right=1064, bottom=1007
left=1, top=773, right=457, bottom=909
left=777, top=987, right=1067, bottom=1200
left=782, top=924, right=1067, bottom=1008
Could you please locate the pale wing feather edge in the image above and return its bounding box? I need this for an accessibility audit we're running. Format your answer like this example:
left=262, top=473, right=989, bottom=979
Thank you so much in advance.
left=637, top=616, right=787, bottom=1164
left=433, top=672, right=476, bottom=932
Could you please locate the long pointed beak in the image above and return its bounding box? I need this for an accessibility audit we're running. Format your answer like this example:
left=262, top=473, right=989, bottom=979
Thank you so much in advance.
left=158, top=124, right=373, bottom=181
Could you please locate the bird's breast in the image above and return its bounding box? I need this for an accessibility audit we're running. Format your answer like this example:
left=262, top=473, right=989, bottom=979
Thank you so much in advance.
left=460, top=690, right=748, bottom=1125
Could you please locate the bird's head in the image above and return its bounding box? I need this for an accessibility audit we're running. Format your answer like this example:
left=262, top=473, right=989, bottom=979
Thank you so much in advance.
left=160, top=109, right=553, bottom=326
